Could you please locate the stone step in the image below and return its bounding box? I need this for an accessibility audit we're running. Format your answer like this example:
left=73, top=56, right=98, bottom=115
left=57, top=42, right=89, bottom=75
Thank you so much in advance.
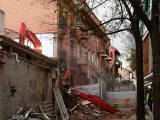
left=42, top=103, right=54, bottom=109
left=44, top=107, right=55, bottom=113
left=41, top=101, right=53, bottom=105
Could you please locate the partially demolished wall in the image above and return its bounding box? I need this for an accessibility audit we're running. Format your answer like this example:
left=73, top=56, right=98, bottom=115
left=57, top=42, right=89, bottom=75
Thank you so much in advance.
left=0, top=36, right=57, bottom=120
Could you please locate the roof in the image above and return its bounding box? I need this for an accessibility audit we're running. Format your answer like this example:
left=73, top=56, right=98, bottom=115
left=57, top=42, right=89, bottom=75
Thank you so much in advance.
left=62, top=0, right=110, bottom=42
left=81, top=2, right=110, bottom=41
left=112, top=47, right=121, bottom=55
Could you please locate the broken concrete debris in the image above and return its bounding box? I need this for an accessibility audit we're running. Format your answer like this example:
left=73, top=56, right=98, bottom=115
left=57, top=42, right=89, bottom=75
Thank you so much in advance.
left=67, top=91, right=134, bottom=120
left=9, top=106, right=56, bottom=120
left=9, top=90, right=135, bottom=120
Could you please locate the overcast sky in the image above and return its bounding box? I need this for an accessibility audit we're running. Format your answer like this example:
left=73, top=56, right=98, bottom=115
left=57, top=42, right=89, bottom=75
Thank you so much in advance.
left=87, top=0, right=127, bottom=54
left=87, top=0, right=130, bottom=68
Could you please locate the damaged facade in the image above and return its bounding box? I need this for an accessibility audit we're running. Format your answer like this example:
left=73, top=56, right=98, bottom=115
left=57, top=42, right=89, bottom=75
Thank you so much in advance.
left=0, top=0, right=122, bottom=119
left=0, top=36, right=57, bottom=120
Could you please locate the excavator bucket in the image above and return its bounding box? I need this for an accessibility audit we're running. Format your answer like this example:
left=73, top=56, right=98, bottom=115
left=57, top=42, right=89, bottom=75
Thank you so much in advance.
left=62, top=71, right=70, bottom=86
left=19, top=23, right=26, bottom=45
left=19, top=23, right=42, bottom=54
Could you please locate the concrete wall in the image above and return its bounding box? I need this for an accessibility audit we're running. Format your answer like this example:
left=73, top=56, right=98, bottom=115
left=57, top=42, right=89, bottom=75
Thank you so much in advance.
left=108, top=83, right=135, bottom=92
left=75, top=83, right=100, bottom=96
left=0, top=53, right=54, bottom=120
left=0, top=10, right=5, bottom=35
left=106, top=91, right=136, bottom=110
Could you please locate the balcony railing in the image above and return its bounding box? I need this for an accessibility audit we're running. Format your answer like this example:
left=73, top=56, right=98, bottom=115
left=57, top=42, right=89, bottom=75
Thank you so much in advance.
left=77, top=29, right=89, bottom=40
left=70, top=56, right=77, bottom=69
left=59, top=50, right=67, bottom=60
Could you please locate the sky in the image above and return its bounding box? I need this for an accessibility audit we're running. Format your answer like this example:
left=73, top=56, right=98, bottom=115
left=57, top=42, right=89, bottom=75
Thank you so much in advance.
left=12, top=0, right=129, bottom=69
left=87, top=0, right=130, bottom=68
left=87, top=0, right=126, bottom=54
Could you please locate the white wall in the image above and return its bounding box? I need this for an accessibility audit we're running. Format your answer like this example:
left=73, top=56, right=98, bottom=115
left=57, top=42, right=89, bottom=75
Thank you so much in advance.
left=0, top=10, right=5, bottom=35
left=106, top=91, right=136, bottom=109
left=13, top=33, right=57, bottom=58
left=75, top=83, right=100, bottom=96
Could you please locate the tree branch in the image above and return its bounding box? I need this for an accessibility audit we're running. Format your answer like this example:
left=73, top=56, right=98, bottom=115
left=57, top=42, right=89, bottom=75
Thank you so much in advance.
left=99, top=28, right=130, bottom=36
left=121, top=0, right=133, bottom=19
left=127, top=0, right=151, bottom=32
left=90, top=0, right=108, bottom=12
left=83, top=17, right=131, bottom=32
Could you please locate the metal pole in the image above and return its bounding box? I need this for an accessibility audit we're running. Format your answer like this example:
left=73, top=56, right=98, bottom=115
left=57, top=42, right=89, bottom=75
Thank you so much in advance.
left=100, top=75, right=102, bottom=98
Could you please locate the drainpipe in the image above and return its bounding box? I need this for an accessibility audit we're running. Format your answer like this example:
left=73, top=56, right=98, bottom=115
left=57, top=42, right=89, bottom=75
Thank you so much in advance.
left=0, top=10, right=5, bottom=36
left=100, top=75, right=103, bottom=98
left=12, top=53, right=20, bottom=63
left=0, top=46, right=5, bottom=65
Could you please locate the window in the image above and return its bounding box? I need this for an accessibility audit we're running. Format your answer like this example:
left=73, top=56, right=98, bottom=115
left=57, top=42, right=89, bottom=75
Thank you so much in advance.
left=144, top=0, right=150, bottom=12
left=87, top=70, right=91, bottom=85
left=88, top=51, right=90, bottom=60
left=110, top=52, right=114, bottom=59
left=97, top=57, right=98, bottom=68
left=94, top=54, right=97, bottom=66
left=77, top=44, right=80, bottom=58
left=96, top=38, right=99, bottom=47
left=81, top=47, right=87, bottom=57
left=92, top=53, right=94, bottom=62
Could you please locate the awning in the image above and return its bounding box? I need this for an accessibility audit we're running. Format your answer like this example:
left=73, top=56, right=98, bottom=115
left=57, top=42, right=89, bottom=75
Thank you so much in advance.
left=144, top=82, right=152, bottom=87
left=112, top=47, right=120, bottom=55
left=144, top=72, right=153, bottom=81
left=105, top=57, right=113, bottom=61
left=100, top=54, right=108, bottom=57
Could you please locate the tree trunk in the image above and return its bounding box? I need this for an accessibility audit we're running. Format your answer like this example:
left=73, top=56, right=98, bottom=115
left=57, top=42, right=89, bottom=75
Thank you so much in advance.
left=132, top=19, right=145, bottom=120
left=151, top=0, right=160, bottom=119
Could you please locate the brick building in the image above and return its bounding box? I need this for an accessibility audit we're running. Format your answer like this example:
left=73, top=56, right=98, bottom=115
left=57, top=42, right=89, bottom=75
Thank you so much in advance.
left=108, top=44, right=121, bottom=76
left=140, top=0, right=153, bottom=83
left=1, top=0, right=121, bottom=95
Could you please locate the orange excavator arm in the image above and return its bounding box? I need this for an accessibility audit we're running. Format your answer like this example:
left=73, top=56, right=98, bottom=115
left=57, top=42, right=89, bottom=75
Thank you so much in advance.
left=19, top=23, right=42, bottom=54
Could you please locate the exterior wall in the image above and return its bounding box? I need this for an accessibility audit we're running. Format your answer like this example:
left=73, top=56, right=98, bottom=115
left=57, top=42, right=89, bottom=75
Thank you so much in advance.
left=108, top=46, right=121, bottom=75
left=0, top=53, right=54, bottom=120
left=148, top=35, right=153, bottom=73
left=111, top=84, right=135, bottom=92
left=0, top=0, right=58, bottom=33
left=141, top=0, right=153, bottom=80
left=1, top=0, right=58, bottom=58
left=0, top=10, right=5, bottom=35
left=106, top=91, right=136, bottom=110
left=143, top=34, right=151, bottom=76
left=107, top=82, right=135, bottom=92
left=58, top=1, right=109, bottom=88
left=75, top=83, right=100, bottom=96
left=118, top=68, right=130, bottom=81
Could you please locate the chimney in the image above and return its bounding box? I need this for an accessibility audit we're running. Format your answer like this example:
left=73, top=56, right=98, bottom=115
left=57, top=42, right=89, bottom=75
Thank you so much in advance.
left=0, top=10, right=5, bottom=35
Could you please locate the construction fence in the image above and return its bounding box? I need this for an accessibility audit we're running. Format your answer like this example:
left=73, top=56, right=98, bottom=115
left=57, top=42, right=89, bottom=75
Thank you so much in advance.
left=106, top=91, right=136, bottom=109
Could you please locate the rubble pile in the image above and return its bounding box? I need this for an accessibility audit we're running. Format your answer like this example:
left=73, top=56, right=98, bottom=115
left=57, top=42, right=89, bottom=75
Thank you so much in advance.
left=9, top=106, right=56, bottom=120
left=68, top=93, right=134, bottom=120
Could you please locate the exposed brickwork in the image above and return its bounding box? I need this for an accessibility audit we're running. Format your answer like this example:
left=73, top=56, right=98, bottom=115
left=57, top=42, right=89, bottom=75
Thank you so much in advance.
left=0, top=0, right=58, bottom=33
